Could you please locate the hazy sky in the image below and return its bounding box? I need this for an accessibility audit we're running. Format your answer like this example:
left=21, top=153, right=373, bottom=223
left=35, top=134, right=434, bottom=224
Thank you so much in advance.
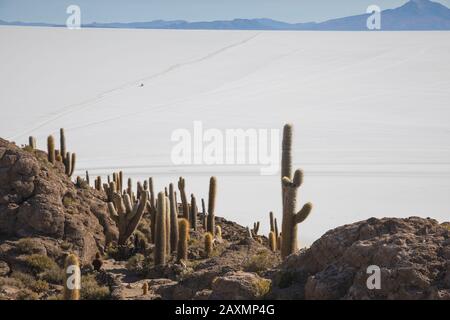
left=1, top=0, right=450, bottom=24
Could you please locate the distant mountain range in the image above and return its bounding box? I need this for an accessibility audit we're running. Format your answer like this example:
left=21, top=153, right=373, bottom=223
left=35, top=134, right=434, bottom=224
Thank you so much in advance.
left=1, top=0, right=450, bottom=30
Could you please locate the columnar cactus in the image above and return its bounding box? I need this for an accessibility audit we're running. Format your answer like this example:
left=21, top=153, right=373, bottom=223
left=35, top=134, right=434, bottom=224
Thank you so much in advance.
left=127, top=178, right=132, bottom=197
left=119, top=171, right=123, bottom=193
left=55, top=150, right=62, bottom=162
left=142, top=282, right=148, bottom=295
left=269, top=211, right=275, bottom=233
left=177, top=218, right=189, bottom=261
left=95, top=176, right=102, bottom=191
left=60, top=128, right=66, bottom=162
left=148, top=177, right=156, bottom=244
left=64, top=152, right=76, bottom=177
left=154, top=192, right=167, bottom=266
left=178, top=177, right=189, bottom=221
left=204, top=232, right=213, bottom=257
left=201, top=198, right=207, bottom=228
left=107, top=191, right=148, bottom=246
left=268, top=231, right=276, bottom=252
left=103, top=181, right=116, bottom=202
left=207, top=177, right=217, bottom=235
left=47, top=135, right=55, bottom=164
left=215, top=225, right=222, bottom=239
left=280, top=124, right=313, bottom=259
left=190, top=194, right=198, bottom=231
left=169, top=183, right=179, bottom=252
left=253, top=221, right=260, bottom=236
left=274, top=218, right=279, bottom=236
left=165, top=195, right=171, bottom=254
left=28, top=136, right=36, bottom=150
left=278, top=234, right=282, bottom=251
left=247, top=227, right=253, bottom=240
left=63, top=253, right=80, bottom=300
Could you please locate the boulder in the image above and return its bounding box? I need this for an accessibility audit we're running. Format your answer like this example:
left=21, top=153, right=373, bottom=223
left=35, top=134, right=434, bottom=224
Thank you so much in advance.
left=271, top=217, right=450, bottom=300
left=210, top=271, right=271, bottom=300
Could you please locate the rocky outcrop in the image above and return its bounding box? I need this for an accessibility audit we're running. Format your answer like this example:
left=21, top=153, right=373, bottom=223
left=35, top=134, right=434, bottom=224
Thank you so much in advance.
left=271, top=217, right=450, bottom=300
left=0, top=138, right=118, bottom=263
left=210, top=271, right=271, bottom=300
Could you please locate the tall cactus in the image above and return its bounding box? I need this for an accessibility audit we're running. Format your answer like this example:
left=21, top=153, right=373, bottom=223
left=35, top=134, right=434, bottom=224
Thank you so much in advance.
left=119, top=171, right=123, bottom=193
left=215, top=225, right=222, bottom=239
left=147, top=177, right=156, bottom=244
left=154, top=192, right=167, bottom=266
left=280, top=124, right=313, bottom=259
left=178, top=177, right=189, bottom=222
left=60, top=128, right=67, bottom=162
left=165, top=195, right=171, bottom=254
left=107, top=191, right=148, bottom=246
left=268, top=231, right=276, bottom=252
left=169, top=183, right=179, bottom=252
left=85, top=171, right=90, bottom=186
left=47, top=135, right=55, bottom=164
left=28, top=136, right=36, bottom=150
left=252, top=221, right=260, bottom=236
left=201, top=198, right=207, bottom=228
left=95, top=176, right=102, bottom=191
left=177, top=218, right=189, bottom=261
left=63, top=253, right=80, bottom=300
left=204, top=232, right=213, bottom=257
left=207, top=176, right=217, bottom=235
left=58, top=129, right=76, bottom=177
left=190, top=194, right=198, bottom=231
left=269, top=211, right=275, bottom=233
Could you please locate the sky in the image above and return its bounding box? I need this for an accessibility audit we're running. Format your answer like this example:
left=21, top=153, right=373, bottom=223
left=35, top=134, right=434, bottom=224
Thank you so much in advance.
left=1, top=0, right=450, bottom=24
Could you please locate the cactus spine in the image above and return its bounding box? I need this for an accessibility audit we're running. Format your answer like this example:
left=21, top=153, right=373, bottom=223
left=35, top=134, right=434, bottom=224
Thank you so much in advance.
left=280, top=124, right=313, bottom=259
left=204, top=232, right=213, bottom=257
left=190, top=194, right=198, bottom=231
left=107, top=190, right=148, bottom=246
left=169, top=184, right=179, bottom=253
left=268, top=231, right=276, bottom=252
left=178, top=177, right=189, bottom=222
left=63, top=253, right=80, bottom=300
left=154, top=192, right=167, bottom=266
left=47, top=135, right=55, bottom=164
left=177, top=218, right=189, bottom=261
left=207, top=176, right=217, bottom=235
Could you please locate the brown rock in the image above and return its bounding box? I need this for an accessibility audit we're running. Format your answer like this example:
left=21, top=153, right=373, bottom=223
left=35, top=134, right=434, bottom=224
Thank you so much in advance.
left=0, top=138, right=118, bottom=263
left=210, top=271, right=271, bottom=300
left=271, top=217, right=450, bottom=300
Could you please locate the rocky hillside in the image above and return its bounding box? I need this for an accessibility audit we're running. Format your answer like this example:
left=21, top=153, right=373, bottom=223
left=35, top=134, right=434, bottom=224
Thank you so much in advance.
left=0, top=138, right=118, bottom=262
left=270, top=217, right=450, bottom=299
left=0, top=137, right=449, bottom=300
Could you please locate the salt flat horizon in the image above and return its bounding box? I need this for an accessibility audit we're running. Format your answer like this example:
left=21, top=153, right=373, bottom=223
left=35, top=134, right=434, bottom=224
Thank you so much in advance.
left=1, top=26, right=449, bottom=246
